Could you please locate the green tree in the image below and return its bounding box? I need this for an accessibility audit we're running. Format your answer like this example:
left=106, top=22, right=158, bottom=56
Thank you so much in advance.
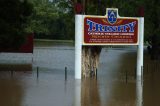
left=56, top=0, right=74, bottom=40
left=144, top=0, right=160, bottom=59
left=28, top=0, right=74, bottom=40
left=27, top=0, right=58, bottom=36
left=0, top=0, right=33, bottom=50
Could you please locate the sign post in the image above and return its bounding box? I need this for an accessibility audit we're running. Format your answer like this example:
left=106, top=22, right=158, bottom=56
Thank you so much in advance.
left=137, top=18, right=144, bottom=78
left=75, top=8, right=144, bottom=80
left=75, top=15, right=83, bottom=79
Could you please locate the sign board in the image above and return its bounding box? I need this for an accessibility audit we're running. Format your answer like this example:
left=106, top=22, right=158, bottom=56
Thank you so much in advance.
left=75, top=8, right=144, bottom=80
left=83, top=8, right=139, bottom=45
left=75, top=8, right=144, bottom=106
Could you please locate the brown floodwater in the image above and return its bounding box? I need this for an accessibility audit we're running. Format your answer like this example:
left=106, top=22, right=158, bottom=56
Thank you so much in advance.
left=0, top=46, right=160, bottom=106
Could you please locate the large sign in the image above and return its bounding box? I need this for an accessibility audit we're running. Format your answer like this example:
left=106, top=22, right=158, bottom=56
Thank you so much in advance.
left=75, top=8, right=144, bottom=80
left=83, top=8, right=139, bottom=45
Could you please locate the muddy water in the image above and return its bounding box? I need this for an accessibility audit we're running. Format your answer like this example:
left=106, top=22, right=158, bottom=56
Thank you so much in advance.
left=0, top=45, right=160, bottom=106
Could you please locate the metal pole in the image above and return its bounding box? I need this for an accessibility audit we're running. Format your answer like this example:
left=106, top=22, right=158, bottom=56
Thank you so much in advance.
left=31, top=52, right=33, bottom=63
left=37, top=66, right=39, bottom=78
left=65, top=67, right=67, bottom=80
left=136, top=18, right=144, bottom=78
left=75, top=15, right=83, bottom=79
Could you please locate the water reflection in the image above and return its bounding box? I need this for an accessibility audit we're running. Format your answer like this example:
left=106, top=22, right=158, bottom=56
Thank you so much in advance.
left=75, top=80, right=81, bottom=106
left=0, top=64, right=32, bottom=71
left=143, top=71, right=160, bottom=106
left=98, top=49, right=137, bottom=106
left=0, top=79, right=23, bottom=106
left=81, top=78, right=101, bottom=106
left=0, top=64, right=32, bottom=78
left=136, top=77, right=143, bottom=106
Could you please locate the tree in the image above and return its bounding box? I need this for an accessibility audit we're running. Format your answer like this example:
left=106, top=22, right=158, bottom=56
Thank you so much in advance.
left=0, top=0, right=33, bottom=50
left=56, top=0, right=75, bottom=39
left=27, top=0, right=58, bottom=38
left=145, top=0, right=160, bottom=59
left=27, top=0, right=75, bottom=40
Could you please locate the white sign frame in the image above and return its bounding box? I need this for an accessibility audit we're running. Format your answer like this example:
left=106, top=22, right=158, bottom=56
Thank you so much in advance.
left=75, top=8, right=144, bottom=80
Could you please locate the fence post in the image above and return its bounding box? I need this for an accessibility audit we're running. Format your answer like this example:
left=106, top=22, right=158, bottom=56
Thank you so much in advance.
left=37, top=66, right=39, bottom=78
left=65, top=67, right=67, bottom=80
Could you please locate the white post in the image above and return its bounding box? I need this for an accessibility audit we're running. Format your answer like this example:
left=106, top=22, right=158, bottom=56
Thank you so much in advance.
left=75, top=15, right=83, bottom=79
left=136, top=17, right=144, bottom=106
left=137, top=18, right=144, bottom=77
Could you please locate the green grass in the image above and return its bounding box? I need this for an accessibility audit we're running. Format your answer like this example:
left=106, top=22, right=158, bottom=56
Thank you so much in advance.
left=34, top=39, right=74, bottom=46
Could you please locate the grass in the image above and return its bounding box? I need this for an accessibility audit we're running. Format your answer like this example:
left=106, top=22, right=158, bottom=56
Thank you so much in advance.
left=34, top=39, right=74, bottom=46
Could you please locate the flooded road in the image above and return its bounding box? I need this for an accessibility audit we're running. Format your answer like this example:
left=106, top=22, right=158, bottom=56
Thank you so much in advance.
left=0, top=45, right=160, bottom=106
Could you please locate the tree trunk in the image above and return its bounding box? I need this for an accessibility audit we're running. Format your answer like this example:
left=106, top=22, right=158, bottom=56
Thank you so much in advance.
left=82, top=46, right=102, bottom=78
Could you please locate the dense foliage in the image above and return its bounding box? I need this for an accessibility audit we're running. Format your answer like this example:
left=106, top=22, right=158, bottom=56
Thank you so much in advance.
left=0, top=0, right=33, bottom=49
left=27, top=0, right=74, bottom=40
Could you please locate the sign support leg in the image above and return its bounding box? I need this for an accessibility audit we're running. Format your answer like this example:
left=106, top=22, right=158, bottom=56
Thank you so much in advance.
left=136, top=17, right=144, bottom=106
left=75, top=15, right=83, bottom=79
left=137, top=18, right=144, bottom=78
